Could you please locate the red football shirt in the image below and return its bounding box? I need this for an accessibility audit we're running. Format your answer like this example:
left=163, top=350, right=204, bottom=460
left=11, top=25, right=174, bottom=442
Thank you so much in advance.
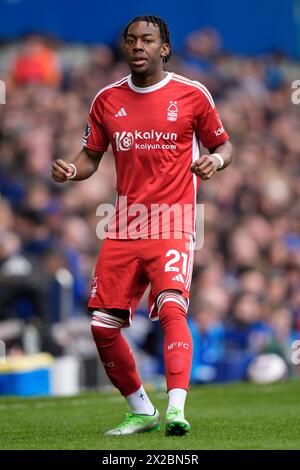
left=82, top=72, right=229, bottom=239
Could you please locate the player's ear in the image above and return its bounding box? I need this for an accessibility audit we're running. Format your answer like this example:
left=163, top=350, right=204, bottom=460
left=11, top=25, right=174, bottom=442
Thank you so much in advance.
left=161, top=43, right=170, bottom=61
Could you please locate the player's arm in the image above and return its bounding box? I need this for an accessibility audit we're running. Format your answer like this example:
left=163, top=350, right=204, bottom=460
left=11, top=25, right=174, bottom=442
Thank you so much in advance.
left=190, top=140, right=233, bottom=180
left=51, top=148, right=104, bottom=183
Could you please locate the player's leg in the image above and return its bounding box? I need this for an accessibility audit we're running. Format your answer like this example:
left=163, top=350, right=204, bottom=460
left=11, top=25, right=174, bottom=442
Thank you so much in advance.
left=156, top=289, right=192, bottom=436
left=88, top=239, right=160, bottom=435
left=91, top=308, right=143, bottom=402
left=91, top=308, right=159, bottom=435
left=143, top=234, right=195, bottom=435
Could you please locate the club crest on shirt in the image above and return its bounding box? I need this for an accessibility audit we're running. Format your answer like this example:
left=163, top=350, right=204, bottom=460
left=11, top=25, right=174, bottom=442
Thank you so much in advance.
left=167, top=101, right=178, bottom=121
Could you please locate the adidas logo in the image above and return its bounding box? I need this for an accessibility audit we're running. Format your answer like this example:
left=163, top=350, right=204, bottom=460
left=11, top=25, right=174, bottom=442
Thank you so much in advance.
left=115, top=107, right=127, bottom=117
left=172, top=274, right=185, bottom=283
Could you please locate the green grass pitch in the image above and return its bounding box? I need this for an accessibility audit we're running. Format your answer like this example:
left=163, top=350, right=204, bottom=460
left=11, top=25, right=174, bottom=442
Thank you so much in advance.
left=0, top=381, right=300, bottom=450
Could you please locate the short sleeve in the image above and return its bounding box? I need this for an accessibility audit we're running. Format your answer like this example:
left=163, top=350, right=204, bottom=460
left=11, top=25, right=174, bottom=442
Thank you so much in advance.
left=81, top=96, right=110, bottom=152
left=193, top=83, right=229, bottom=150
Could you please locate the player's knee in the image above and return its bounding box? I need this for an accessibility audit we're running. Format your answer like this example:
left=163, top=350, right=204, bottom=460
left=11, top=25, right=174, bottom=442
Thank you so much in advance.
left=91, top=325, right=119, bottom=352
left=91, top=310, right=123, bottom=343
left=157, top=290, right=188, bottom=325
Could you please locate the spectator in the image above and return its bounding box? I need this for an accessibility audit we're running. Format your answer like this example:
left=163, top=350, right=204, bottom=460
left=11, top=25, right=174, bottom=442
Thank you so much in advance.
left=11, top=35, right=61, bottom=86
left=189, top=304, right=226, bottom=383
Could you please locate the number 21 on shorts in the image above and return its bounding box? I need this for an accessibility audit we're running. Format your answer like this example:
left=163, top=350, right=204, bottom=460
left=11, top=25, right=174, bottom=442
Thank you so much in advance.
left=164, top=249, right=188, bottom=274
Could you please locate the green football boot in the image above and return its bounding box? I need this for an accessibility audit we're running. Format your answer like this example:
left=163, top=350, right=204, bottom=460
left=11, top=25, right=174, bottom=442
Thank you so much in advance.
left=165, top=406, right=191, bottom=436
left=105, top=409, right=161, bottom=435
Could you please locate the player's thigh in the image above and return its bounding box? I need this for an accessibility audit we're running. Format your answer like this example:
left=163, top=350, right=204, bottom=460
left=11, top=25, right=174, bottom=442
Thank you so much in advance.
left=88, top=238, right=148, bottom=313
left=143, top=234, right=194, bottom=299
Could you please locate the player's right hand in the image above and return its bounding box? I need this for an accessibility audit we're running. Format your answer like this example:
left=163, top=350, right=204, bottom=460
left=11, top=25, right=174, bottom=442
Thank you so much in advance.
left=51, top=159, right=75, bottom=182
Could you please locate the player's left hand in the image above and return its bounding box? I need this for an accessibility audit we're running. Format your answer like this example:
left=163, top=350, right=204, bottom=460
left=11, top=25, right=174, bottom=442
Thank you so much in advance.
left=190, top=154, right=219, bottom=180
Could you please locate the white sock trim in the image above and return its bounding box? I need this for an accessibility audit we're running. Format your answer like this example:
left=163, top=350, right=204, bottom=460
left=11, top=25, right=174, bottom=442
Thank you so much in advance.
left=91, top=319, right=117, bottom=328
left=92, top=310, right=125, bottom=328
left=157, top=291, right=188, bottom=314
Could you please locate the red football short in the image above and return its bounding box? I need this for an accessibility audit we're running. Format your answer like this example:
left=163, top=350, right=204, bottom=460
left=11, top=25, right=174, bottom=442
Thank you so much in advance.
left=88, top=232, right=195, bottom=326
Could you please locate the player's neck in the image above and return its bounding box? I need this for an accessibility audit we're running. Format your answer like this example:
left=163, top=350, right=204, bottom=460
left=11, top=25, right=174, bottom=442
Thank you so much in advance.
left=130, top=70, right=168, bottom=88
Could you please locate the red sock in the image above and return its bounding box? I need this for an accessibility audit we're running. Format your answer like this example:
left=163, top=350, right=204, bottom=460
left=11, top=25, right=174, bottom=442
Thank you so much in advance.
left=158, top=294, right=193, bottom=391
left=91, top=324, right=142, bottom=396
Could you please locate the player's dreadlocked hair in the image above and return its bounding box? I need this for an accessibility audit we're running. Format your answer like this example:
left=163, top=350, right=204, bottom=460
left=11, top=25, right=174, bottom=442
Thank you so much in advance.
left=123, top=15, right=172, bottom=63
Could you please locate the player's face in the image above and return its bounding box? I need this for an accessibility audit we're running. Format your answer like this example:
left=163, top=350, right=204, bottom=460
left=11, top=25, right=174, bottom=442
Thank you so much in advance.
left=124, top=21, right=169, bottom=76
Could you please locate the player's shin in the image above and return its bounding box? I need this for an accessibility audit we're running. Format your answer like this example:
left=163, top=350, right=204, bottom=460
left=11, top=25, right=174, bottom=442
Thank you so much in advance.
left=157, top=292, right=192, bottom=435
left=91, top=311, right=155, bottom=416
left=157, top=292, right=193, bottom=410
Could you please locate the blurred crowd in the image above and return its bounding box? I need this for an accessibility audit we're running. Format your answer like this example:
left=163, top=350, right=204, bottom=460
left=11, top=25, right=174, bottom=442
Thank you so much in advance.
left=0, top=30, right=300, bottom=384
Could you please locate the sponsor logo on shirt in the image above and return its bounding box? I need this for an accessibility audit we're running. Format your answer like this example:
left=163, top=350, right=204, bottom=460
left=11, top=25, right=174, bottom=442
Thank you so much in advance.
left=113, top=130, right=178, bottom=152
left=115, top=107, right=127, bottom=117
left=214, top=126, right=225, bottom=137
left=113, top=131, right=134, bottom=151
